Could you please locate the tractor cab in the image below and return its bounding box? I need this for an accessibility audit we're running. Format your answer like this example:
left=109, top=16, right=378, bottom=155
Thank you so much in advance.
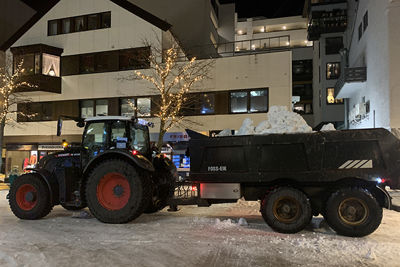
left=80, top=116, right=152, bottom=166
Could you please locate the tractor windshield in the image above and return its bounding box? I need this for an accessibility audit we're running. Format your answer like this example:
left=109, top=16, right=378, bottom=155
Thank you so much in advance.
left=130, top=123, right=149, bottom=155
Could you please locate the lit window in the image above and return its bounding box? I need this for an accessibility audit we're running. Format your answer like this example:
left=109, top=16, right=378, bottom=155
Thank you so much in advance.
left=326, top=88, right=344, bottom=104
left=326, top=63, right=340, bottom=79
left=230, top=91, right=248, bottom=113
left=121, top=98, right=135, bottom=117
left=250, top=90, right=268, bottom=112
left=96, top=99, right=108, bottom=116
left=42, top=53, right=60, bottom=77
left=137, top=98, right=151, bottom=117
left=230, top=89, right=268, bottom=113
left=81, top=100, right=94, bottom=118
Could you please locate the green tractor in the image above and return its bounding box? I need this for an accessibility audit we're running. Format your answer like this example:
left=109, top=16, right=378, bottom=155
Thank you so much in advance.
left=8, top=116, right=177, bottom=223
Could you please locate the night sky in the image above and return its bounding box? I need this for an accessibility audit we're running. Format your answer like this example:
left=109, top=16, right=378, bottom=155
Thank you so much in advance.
left=220, top=0, right=306, bottom=18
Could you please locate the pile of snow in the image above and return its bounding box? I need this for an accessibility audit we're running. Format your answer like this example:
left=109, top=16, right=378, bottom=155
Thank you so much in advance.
left=218, top=106, right=313, bottom=136
left=320, top=123, right=336, bottom=131
left=213, top=218, right=248, bottom=229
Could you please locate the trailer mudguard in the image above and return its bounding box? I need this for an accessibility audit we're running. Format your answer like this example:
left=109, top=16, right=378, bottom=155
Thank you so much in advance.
left=82, top=150, right=155, bottom=176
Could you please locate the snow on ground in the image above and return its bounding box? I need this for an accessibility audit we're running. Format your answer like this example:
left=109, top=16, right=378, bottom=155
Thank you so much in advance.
left=320, top=123, right=336, bottom=131
left=1, top=190, right=400, bottom=267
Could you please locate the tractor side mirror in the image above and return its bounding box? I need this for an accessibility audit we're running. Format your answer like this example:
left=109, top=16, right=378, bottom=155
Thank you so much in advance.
left=76, top=121, right=85, bottom=128
left=57, top=118, right=63, bottom=136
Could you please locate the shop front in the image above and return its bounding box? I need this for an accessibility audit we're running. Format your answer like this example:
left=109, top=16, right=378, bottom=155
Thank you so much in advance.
left=5, top=143, right=64, bottom=176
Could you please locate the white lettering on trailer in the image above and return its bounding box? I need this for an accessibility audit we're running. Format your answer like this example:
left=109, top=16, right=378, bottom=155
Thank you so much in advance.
left=338, top=160, right=373, bottom=169
left=207, top=166, right=227, bottom=172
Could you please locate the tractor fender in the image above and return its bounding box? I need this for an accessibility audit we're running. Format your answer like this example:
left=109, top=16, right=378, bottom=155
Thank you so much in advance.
left=83, top=151, right=155, bottom=177
left=19, top=169, right=59, bottom=205
left=373, top=185, right=392, bottom=210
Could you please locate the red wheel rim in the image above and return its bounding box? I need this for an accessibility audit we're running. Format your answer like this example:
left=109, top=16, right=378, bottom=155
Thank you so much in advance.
left=96, top=173, right=131, bottom=211
left=16, top=184, right=38, bottom=211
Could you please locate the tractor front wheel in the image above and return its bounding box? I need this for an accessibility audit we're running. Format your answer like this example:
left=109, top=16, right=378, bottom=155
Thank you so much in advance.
left=9, top=174, right=52, bottom=220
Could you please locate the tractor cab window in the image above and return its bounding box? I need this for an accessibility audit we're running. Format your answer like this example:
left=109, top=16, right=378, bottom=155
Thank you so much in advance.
left=110, top=121, right=128, bottom=149
left=130, top=124, right=149, bottom=155
left=82, top=122, right=107, bottom=151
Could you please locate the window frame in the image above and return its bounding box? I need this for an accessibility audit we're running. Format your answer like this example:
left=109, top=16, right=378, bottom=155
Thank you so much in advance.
left=229, top=88, right=269, bottom=114
left=119, top=97, right=152, bottom=118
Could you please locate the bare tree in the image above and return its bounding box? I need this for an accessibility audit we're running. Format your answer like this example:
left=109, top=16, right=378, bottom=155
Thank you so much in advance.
left=133, top=39, right=214, bottom=150
left=0, top=59, right=36, bottom=173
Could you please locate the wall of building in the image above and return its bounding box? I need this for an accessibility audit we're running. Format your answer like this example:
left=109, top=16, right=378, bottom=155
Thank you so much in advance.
left=345, top=0, right=390, bottom=129
left=5, top=51, right=292, bottom=136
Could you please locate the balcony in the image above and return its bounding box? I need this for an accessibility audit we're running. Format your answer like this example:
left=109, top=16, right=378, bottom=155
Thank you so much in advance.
left=335, top=67, right=367, bottom=98
left=308, top=9, right=347, bottom=40
left=11, top=44, right=63, bottom=94
left=16, top=74, right=61, bottom=93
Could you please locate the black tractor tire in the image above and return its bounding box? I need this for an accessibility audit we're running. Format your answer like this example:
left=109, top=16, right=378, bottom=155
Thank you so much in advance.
left=261, top=187, right=312, bottom=234
left=9, top=174, right=52, bottom=220
left=144, top=170, right=176, bottom=214
left=86, top=159, right=151, bottom=224
left=325, top=187, right=382, bottom=237
left=61, top=203, right=87, bottom=211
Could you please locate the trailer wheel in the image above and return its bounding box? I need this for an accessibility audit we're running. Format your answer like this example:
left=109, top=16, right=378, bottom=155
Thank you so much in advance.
left=325, top=187, right=382, bottom=237
left=9, top=174, right=52, bottom=220
left=261, top=187, right=312, bottom=234
left=86, top=159, right=151, bottom=223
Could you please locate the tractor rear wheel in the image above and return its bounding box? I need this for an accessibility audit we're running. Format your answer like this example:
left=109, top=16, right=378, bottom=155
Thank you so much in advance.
left=325, top=187, right=382, bottom=237
left=9, top=174, right=52, bottom=220
left=261, top=187, right=312, bottom=234
left=86, top=159, right=151, bottom=223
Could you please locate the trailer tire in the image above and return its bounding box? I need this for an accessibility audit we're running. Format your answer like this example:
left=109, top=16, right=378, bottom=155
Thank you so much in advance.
left=325, top=187, right=382, bottom=237
left=9, top=174, right=52, bottom=220
left=261, top=187, right=312, bottom=234
left=86, top=159, right=151, bottom=223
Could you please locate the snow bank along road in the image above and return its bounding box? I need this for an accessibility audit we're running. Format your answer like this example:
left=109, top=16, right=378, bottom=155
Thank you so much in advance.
left=1, top=190, right=400, bottom=267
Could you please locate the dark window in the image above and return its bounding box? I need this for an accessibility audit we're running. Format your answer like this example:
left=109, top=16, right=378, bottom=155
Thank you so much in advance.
left=48, top=20, right=59, bottom=36
left=75, top=16, right=86, bottom=32
left=363, top=11, right=368, bottom=31
left=292, top=60, right=313, bottom=81
left=87, top=14, right=99, bottom=30
left=101, top=12, right=111, bottom=28
left=200, top=93, right=215, bottom=114
left=326, top=87, right=344, bottom=104
left=61, top=55, right=79, bottom=76
left=230, top=89, right=268, bottom=113
left=62, top=18, right=72, bottom=34
left=95, top=53, right=109, bottom=72
left=325, top=37, right=343, bottom=55
left=358, top=23, right=363, bottom=40
left=119, top=47, right=150, bottom=70
left=13, top=54, right=35, bottom=75
left=79, top=55, right=95, bottom=73
left=326, top=62, right=340, bottom=79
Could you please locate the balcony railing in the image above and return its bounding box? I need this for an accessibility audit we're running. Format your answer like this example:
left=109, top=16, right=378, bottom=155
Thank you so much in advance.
left=335, top=67, right=367, bottom=97
left=307, top=9, right=347, bottom=40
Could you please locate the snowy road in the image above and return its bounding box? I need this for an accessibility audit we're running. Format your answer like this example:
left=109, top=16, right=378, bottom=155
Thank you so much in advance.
left=1, top=190, right=400, bottom=267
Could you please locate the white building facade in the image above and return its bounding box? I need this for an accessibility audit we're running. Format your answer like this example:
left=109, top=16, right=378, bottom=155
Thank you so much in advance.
left=1, top=0, right=292, bottom=175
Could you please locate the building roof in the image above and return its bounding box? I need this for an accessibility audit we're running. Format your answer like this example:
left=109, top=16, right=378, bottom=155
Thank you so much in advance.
left=0, top=0, right=172, bottom=51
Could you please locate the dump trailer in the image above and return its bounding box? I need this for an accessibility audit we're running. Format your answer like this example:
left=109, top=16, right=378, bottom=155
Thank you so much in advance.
left=173, top=128, right=400, bottom=237
left=7, top=115, right=400, bottom=237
